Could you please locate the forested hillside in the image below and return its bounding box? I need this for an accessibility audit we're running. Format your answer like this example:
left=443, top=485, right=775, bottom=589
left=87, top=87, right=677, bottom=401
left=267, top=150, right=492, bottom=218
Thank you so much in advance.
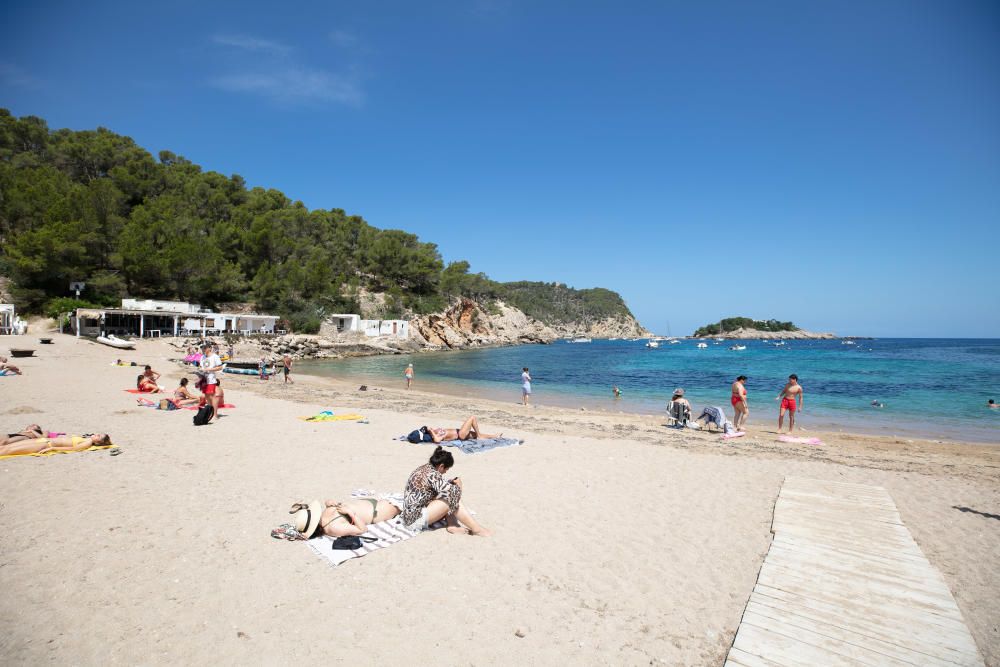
left=693, top=317, right=799, bottom=337
left=0, top=110, right=640, bottom=332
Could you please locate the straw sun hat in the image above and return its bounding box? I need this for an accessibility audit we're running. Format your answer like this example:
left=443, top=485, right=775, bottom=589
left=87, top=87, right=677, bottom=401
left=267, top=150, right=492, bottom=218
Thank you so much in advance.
left=289, top=499, right=323, bottom=538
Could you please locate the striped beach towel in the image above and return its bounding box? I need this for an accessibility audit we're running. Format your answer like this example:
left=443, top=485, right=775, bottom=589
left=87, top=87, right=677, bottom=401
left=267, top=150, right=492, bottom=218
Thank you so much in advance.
left=306, top=490, right=444, bottom=568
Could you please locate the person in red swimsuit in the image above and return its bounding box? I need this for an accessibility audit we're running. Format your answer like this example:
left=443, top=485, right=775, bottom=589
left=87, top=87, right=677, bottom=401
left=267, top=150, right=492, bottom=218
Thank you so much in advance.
left=775, top=374, right=804, bottom=433
left=730, top=375, right=748, bottom=430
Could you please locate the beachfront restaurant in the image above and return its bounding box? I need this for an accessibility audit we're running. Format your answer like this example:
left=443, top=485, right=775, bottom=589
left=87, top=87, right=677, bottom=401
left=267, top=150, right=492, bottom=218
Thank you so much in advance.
left=73, top=299, right=278, bottom=338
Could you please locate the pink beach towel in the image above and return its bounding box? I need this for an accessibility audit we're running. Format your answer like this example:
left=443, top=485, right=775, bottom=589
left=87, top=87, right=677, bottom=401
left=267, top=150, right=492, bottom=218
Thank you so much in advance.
left=124, top=388, right=158, bottom=394
left=777, top=435, right=823, bottom=445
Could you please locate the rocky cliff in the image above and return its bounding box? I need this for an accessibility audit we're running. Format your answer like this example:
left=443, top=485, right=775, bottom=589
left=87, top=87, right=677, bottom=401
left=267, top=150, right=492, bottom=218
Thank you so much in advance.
left=411, top=298, right=648, bottom=349
left=702, top=327, right=836, bottom=340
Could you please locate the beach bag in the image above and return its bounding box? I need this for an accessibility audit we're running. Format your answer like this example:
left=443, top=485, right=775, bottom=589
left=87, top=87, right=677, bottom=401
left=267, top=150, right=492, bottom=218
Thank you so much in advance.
left=407, top=429, right=422, bottom=443
left=331, top=535, right=377, bottom=550
left=193, top=404, right=213, bottom=426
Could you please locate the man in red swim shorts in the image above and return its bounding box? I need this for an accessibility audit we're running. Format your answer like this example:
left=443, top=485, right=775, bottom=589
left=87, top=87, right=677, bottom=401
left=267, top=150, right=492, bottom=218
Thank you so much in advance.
left=776, top=374, right=803, bottom=433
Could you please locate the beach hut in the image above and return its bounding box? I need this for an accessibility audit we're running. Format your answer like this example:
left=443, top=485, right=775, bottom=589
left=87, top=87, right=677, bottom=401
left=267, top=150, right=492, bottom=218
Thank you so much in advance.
left=0, top=304, right=15, bottom=335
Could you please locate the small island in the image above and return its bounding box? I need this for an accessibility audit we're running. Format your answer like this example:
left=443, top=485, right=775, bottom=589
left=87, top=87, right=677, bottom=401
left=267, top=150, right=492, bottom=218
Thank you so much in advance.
left=692, top=317, right=836, bottom=340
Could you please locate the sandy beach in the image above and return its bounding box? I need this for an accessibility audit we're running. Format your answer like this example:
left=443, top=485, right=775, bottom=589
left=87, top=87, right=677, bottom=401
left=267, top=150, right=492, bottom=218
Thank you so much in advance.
left=2, top=335, right=998, bottom=666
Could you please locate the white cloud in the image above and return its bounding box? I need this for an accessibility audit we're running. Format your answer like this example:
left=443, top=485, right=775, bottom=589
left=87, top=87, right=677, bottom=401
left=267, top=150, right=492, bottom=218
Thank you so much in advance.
left=210, top=68, right=362, bottom=106
left=211, top=34, right=291, bottom=56
left=208, top=33, right=363, bottom=107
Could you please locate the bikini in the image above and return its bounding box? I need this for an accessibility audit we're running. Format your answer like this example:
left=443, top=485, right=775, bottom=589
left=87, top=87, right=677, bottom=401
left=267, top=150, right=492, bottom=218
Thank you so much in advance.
left=323, top=498, right=379, bottom=528
left=731, top=386, right=746, bottom=407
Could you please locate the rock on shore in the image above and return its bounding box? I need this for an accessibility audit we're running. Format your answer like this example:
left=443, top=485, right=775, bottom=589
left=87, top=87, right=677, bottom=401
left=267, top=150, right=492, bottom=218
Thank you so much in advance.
left=702, top=327, right=836, bottom=340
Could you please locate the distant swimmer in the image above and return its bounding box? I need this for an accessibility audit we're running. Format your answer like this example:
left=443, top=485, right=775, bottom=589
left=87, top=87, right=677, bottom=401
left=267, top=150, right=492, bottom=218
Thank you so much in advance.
left=612, top=385, right=621, bottom=399
left=990, top=399, right=998, bottom=409
left=775, top=374, right=803, bottom=433
left=871, top=400, right=885, bottom=408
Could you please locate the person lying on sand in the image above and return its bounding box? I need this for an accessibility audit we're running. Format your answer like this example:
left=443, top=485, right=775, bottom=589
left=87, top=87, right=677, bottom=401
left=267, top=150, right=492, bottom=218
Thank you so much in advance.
left=288, top=497, right=402, bottom=538
left=172, top=378, right=199, bottom=406
left=401, top=446, right=491, bottom=536
left=1, top=424, right=44, bottom=446
left=423, top=415, right=501, bottom=442
left=0, top=433, right=112, bottom=457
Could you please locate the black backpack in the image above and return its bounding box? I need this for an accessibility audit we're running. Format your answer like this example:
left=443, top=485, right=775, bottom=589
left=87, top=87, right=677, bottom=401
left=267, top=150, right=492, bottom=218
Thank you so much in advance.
left=193, top=404, right=213, bottom=426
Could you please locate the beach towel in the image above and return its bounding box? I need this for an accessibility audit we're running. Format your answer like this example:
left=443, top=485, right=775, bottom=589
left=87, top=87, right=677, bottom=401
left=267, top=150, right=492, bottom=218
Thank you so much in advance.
left=301, top=491, right=444, bottom=568
left=124, top=388, right=159, bottom=394
left=396, top=435, right=523, bottom=454
left=0, top=443, right=117, bottom=460
left=299, top=410, right=366, bottom=422
left=778, top=435, right=824, bottom=445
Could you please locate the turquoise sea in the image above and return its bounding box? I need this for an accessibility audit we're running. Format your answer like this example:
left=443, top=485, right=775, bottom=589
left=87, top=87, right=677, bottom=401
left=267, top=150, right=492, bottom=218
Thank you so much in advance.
left=298, top=338, right=1000, bottom=444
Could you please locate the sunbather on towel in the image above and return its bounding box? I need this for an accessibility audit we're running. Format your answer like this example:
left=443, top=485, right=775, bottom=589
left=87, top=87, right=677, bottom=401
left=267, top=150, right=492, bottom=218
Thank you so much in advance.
left=423, top=415, right=501, bottom=442
left=172, top=378, right=199, bottom=406
left=401, top=446, right=492, bottom=537
left=136, top=374, right=159, bottom=393
left=1, top=424, right=44, bottom=446
left=0, top=433, right=112, bottom=457
left=288, top=497, right=403, bottom=538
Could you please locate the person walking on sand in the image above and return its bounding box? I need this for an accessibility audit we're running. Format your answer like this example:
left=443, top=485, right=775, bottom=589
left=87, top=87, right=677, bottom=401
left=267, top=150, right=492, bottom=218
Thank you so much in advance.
left=776, top=374, right=804, bottom=432
left=521, top=367, right=532, bottom=406
left=199, top=343, right=223, bottom=421
left=731, top=375, right=749, bottom=431
left=282, top=354, right=294, bottom=384
left=404, top=363, right=414, bottom=389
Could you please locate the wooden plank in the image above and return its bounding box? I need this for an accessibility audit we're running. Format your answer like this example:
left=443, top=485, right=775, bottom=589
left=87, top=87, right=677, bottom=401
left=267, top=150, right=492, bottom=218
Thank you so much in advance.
left=749, top=589, right=983, bottom=660
left=725, top=646, right=788, bottom=667
left=753, top=583, right=971, bottom=633
left=773, top=533, right=930, bottom=566
left=732, top=621, right=890, bottom=666
left=741, top=609, right=925, bottom=666
left=723, top=477, right=985, bottom=667
left=764, top=544, right=952, bottom=593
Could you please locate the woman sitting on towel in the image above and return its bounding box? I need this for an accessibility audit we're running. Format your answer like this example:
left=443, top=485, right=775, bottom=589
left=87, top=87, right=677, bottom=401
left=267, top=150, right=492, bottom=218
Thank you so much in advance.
left=136, top=374, right=159, bottom=393
left=0, top=424, right=44, bottom=446
left=423, top=415, right=501, bottom=442
left=172, top=378, right=199, bottom=407
left=289, top=497, right=402, bottom=539
left=401, top=446, right=491, bottom=537
left=0, top=433, right=112, bottom=457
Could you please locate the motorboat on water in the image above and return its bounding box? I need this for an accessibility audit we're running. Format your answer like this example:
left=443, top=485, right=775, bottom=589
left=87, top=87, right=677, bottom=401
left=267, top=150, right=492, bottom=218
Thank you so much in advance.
left=96, top=334, right=136, bottom=350
left=841, top=340, right=856, bottom=345
left=645, top=341, right=660, bottom=348
left=729, top=345, right=747, bottom=351
left=696, top=342, right=708, bottom=349
left=669, top=339, right=681, bottom=345
left=569, top=337, right=592, bottom=343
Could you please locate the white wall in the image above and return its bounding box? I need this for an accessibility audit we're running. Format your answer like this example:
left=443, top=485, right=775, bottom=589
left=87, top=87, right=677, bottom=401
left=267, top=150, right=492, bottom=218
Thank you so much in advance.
left=359, top=319, right=409, bottom=338
left=122, top=299, right=200, bottom=314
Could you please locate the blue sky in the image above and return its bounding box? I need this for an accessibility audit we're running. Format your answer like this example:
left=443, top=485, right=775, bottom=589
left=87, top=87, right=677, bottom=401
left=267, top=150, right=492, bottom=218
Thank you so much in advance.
left=2, top=1, right=998, bottom=337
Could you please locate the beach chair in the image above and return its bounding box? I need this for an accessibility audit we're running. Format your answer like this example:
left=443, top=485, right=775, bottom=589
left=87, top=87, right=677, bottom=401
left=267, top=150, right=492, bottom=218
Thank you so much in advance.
left=666, top=400, right=691, bottom=428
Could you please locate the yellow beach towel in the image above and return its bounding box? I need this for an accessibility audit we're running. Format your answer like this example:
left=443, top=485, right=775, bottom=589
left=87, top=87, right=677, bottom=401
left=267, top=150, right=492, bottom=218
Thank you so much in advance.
left=298, top=411, right=366, bottom=422
left=0, top=443, right=117, bottom=460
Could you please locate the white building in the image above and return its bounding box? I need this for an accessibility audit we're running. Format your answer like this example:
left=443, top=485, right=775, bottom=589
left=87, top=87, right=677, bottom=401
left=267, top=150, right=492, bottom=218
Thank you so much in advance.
left=0, top=303, right=16, bottom=335
left=74, top=299, right=278, bottom=338
left=324, top=314, right=409, bottom=339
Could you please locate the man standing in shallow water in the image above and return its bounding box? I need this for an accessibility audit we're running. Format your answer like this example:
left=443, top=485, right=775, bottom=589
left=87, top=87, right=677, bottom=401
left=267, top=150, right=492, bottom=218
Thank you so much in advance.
left=776, top=374, right=804, bottom=432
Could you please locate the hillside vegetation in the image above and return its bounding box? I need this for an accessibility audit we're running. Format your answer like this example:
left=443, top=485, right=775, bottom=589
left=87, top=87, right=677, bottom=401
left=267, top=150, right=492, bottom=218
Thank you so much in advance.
left=693, top=317, right=799, bottom=337
left=0, top=110, right=639, bottom=332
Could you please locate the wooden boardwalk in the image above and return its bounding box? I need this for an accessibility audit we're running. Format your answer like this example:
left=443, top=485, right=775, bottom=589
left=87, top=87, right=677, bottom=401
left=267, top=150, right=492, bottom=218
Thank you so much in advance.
left=725, top=477, right=984, bottom=666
